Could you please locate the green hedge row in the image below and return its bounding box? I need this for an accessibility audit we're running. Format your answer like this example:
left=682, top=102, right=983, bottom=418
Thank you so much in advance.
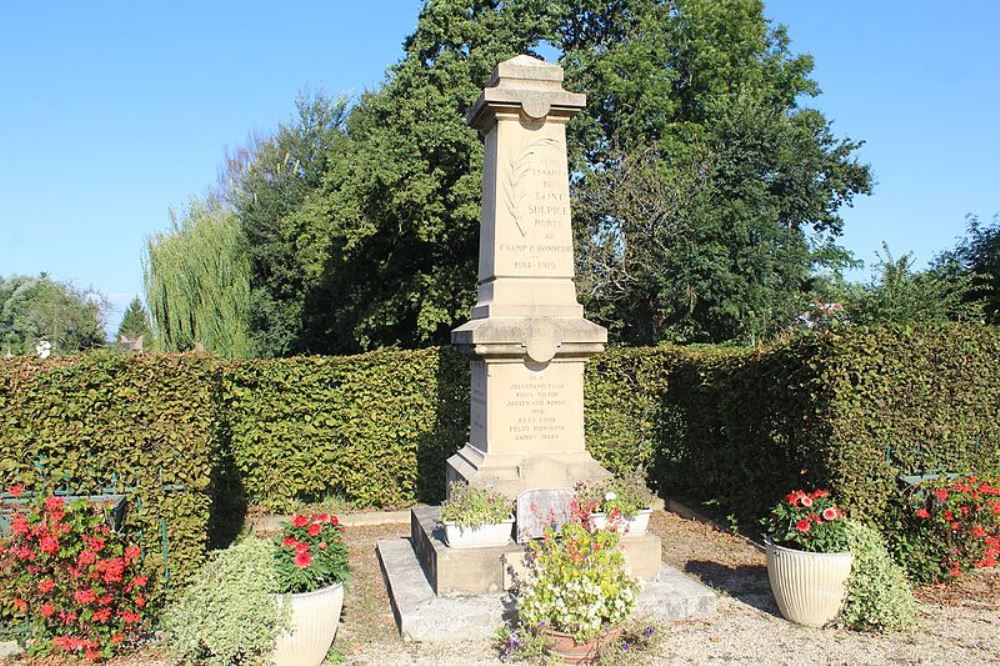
left=0, top=352, right=220, bottom=600
left=222, top=348, right=468, bottom=509
left=4, top=324, right=998, bottom=574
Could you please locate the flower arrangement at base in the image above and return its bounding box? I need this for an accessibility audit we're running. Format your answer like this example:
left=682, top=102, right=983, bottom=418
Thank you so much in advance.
left=439, top=482, right=514, bottom=547
left=575, top=471, right=654, bottom=535
left=761, top=489, right=852, bottom=628
left=271, top=513, right=350, bottom=666
left=895, top=473, right=1000, bottom=583
left=515, top=522, right=638, bottom=663
left=0, top=488, right=148, bottom=662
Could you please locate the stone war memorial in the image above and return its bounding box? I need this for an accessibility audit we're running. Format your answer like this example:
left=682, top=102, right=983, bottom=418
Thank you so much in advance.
left=376, top=55, right=716, bottom=643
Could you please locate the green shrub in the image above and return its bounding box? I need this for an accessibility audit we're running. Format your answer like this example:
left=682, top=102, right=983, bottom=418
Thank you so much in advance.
left=0, top=352, right=221, bottom=600
left=840, top=520, right=917, bottom=633
left=440, top=482, right=512, bottom=528
left=221, top=347, right=468, bottom=510
left=576, top=469, right=655, bottom=519
left=161, top=536, right=289, bottom=666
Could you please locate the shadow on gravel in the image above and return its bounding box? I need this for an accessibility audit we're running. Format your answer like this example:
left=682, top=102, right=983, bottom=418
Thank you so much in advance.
left=684, top=560, right=782, bottom=618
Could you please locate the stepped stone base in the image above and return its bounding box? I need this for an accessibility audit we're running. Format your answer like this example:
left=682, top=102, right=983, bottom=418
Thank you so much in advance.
left=410, top=506, right=661, bottom=595
left=375, top=507, right=717, bottom=642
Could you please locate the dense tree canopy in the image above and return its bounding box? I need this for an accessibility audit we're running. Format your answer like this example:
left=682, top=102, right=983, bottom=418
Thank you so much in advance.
left=0, top=274, right=106, bottom=355
left=937, top=214, right=1000, bottom=323
left=116, top=296, right=151, bottom=341
left=155, top=0, right=874, bottom=355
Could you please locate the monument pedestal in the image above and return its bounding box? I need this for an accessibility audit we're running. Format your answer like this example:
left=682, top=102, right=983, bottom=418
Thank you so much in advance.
left=376, top=507, right=717, bottom=642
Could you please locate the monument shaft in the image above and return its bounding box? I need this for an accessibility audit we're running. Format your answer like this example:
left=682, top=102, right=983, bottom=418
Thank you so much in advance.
left=447, top=55, right=609, bottom=498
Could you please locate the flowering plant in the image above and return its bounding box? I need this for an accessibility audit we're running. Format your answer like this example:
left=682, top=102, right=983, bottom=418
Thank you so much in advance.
left=0, top=488, right=148, bottom=661
left=899, top=474, right=1000, bottom=581
left=516, top=522, right=638, bottom=642
left=762, top=489, right=849, bottom=553
left=576, top=470, right=653, bottom=520
left=273, top=513, right=349, bottom=594
left=440, top=482, right=512, bottom=529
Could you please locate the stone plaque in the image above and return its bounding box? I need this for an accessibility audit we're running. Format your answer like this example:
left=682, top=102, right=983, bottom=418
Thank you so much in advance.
left=515, top=489, right=575, bottom=543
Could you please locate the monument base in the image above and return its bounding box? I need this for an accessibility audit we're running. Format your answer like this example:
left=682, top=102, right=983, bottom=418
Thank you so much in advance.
left=376, top=508, right=717, bottom=642
left=446, top=445, right=611, bottom=500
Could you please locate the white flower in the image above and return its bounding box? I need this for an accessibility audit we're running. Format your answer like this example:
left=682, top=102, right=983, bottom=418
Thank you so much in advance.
left=605, top=491, right=617, bottom=502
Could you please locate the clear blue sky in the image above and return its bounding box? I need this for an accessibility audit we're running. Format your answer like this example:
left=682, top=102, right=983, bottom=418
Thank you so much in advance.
left=1, top=1, right=997, bottom=332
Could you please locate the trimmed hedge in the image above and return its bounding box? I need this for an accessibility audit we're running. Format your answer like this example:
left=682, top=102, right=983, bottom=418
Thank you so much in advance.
left=3, top=324, right=998, bottom=586
left=0, top=352, right=220, bottom=600
left=654, top=325, right=1000, bottom=527
left=221, top=347, right=468, bottom=510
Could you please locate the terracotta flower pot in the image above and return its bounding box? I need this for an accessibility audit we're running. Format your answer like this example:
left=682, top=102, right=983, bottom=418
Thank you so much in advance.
left=443, top=515, right=515, bottom=547
left=271, top=581, right=344, bottom=666
left=765, top=539, right=852, bottom=628
left=542, top=626, right=622, bottom=665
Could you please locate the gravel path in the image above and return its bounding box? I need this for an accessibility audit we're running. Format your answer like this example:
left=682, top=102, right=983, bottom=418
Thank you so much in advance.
left=337, top=512, right=1000, bottom=665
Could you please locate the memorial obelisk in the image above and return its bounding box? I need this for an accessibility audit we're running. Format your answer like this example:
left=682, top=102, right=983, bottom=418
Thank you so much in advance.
left=446, top=55, right=611, bottom=498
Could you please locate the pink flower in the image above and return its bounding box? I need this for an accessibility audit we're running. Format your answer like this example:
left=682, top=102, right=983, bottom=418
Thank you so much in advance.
left=307, top=523, right=322, bottom=537
left=294, top=551, right=313, bottom=568
left=795, top=519, right=811, bottom=533
left=39, top=603, right=55, bottom=617
left=821, top=507, right=838, bottom=521
left=6, top=484, right=25, bottom=498
left=38, top=579, right=55, bottom=593
left=800, top=495, right=814, bottom=508
left=39, top=535, right=60, bottom=555
left=292, top=515, right=310, bottom=528
left=915, top=508, right=930, bottom=519
left=44, top=496, right=65, bottom=511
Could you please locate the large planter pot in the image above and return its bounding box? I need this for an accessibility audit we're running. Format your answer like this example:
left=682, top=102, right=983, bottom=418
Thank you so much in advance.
left=271, top=581, right=344, bottom=666
left=443, top=516, right=514, bottom=548
left=542, top=626, right=622, bottom=665
left=589, top=508, right=651, bottom=536
left=765, top=540, right=853, bottom=628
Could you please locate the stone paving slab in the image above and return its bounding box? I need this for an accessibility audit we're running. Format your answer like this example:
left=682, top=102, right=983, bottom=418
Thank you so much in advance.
left=377, top=536, right=716, bottom=643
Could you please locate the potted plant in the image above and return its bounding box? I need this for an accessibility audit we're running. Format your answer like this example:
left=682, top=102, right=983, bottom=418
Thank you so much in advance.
left=576, top=471, right=654, bottom=536
left=440, top=482, right=514, bottom=548
left=762, top=489, right=852, bottom=628
left=516, top=522, right=639, bottom=664
left=271, top=513, right=349, bottom=666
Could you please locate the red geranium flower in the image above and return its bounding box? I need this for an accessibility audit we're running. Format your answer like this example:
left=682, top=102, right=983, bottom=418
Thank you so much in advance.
left=44, top=496, right=65, bottom=511
left=292, top=515, right=310, bottom=528
left=294, top=541, right=310, bottom=553
left=74, top=589, right=97, bottom=605
left=800, top=495, right=814, bottom=508
left=294, top=551, right=313, bottom=568
left=307, top=523, right=322, bottom=537
left=13, top=597, right=27, bottom=611
left=39, top=603, right=55, bottom=617
left=934, top=488, right=949, bottom=502
left=6, top=484, right=25, bottom=498
left=821, top=507, right=838, bottom=521
left=314, top=513, right=329, bottom=523
left=795, top=519, right=811, bottom=533
left=39, top=535, right=60, bottom=555
left=282, top=536, right=297, bottom=547
left=38, top=579, right=55, bottom=593
left=915, top=508, right=930, bottom=519
left=328, top=515, right=339, bottom=526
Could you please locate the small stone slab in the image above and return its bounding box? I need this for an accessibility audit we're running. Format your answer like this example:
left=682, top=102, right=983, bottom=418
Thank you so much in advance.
left=376, top=538, right=506, bottom=643
left=635, top=565, right=717, bottom=622
left=515, top=489, right=575, bottom=543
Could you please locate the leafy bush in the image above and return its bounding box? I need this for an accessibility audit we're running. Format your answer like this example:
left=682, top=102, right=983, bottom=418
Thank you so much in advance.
left=440, top=483, right=512, bottom=529
left=162, top=536, right=289, bottom=666
left=0, top=352, right=221, bottom=598
left=517, top=523, right=639, bottom=642
left=840, top=520, right=916, bottom=633
left=890, top=474, right=1000, bottom=582
left=761, top=490, right=849, bottom=553
left=274, top=513, right=349, bottom=593
left=0, top=493, right=149, bottom=661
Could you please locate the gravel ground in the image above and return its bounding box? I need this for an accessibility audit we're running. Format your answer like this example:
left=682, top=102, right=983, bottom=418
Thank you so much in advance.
left=6, top=511, right=998, bottom=665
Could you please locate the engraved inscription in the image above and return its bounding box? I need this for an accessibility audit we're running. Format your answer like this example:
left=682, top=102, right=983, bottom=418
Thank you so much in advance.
left=503, top=374, right=567, bottom=443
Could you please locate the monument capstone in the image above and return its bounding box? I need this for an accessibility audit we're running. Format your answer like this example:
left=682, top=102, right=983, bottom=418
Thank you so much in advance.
left=446, top=54, right=611, bottom=498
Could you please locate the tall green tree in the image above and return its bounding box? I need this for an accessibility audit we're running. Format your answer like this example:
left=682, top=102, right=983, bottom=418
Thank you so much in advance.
left=116, top=296, right=151, bottom=341
left=224, top=92, right=349, bottom=357
left=0, top=274, right=106, bottom=355
left=143, top=200, right=254, bottom=357
left=842, top=244, right=983, bottom=325
left=564, top=0, right=871, bottom=344
left=936, top=214, right=1000, bottom=323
